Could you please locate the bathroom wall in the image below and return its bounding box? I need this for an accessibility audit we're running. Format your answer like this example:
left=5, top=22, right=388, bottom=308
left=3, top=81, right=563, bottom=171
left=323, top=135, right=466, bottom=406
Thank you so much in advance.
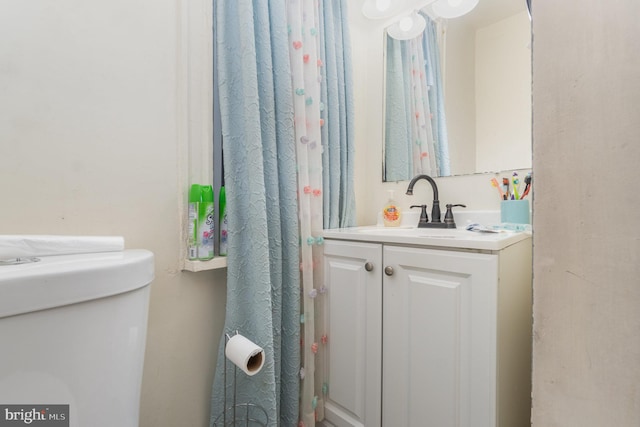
left=532, top=1, right=640, bottom=426
left=475, top=11, right=531, bottom=173
left=0, top=1, right=226, bottom=426
left=444, top=15, right=476, bottom=175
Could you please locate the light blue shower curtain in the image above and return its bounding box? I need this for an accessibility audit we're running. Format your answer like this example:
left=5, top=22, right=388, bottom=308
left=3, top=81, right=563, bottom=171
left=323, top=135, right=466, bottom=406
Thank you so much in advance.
left=210, top=1, right=300, bottom=426
left=210, top=1, right=355, bottom=426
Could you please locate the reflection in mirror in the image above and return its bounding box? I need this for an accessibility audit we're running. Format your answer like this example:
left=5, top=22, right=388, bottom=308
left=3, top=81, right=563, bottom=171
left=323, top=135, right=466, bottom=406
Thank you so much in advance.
left=383, top=0, right=532, bottom=181
left=384, top=14, right=449, bottom=181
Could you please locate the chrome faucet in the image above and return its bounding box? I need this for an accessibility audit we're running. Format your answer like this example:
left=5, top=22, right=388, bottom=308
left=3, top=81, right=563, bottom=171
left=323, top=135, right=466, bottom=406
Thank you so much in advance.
left=406, top=174, right=466, bottom=228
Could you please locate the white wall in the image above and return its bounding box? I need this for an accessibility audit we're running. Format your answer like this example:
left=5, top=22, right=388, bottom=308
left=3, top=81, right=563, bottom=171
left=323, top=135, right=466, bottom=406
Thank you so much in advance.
left=475, top=11, right=531, bottom=173
left=0, top=1, right=226, bottom=426
left=532, top=1, right=640, bottom=426
left=445, top=18, right=477, bottom=175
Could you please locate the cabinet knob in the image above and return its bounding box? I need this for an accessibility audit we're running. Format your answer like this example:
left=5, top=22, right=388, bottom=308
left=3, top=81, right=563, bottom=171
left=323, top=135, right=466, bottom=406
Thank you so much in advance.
left=364, top=262, right=374, bottom=272
left=384, top=266, right=394, bottom=276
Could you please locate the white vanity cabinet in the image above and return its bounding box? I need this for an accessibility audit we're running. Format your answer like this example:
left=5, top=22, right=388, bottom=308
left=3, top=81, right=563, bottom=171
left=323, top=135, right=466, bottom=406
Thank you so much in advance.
left=322, top=229, right=532, bottom=427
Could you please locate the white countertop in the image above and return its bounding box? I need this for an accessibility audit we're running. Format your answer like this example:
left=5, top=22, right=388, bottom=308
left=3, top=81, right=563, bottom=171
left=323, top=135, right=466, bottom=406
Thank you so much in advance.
left=323, top=225, right=531, bottom=251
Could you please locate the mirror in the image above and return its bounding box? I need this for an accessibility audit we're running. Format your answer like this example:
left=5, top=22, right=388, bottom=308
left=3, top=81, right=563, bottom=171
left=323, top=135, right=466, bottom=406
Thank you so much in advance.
left=383, top=0, right=532, bottom=181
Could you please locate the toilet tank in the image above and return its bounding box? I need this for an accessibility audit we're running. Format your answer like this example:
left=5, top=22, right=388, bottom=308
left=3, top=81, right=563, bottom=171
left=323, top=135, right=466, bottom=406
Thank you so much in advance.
left=0, top=240, right=154, bottom=427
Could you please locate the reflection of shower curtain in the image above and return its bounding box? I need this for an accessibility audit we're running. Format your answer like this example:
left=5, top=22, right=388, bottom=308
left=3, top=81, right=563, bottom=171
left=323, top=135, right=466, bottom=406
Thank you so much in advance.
left=423, top=16, right=450, bottom=176
left=385, top=14, right=449, bottom=180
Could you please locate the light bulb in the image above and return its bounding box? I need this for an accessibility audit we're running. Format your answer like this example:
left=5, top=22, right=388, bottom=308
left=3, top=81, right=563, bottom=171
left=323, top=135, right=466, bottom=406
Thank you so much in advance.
left=387, top=12, right=426, bottom=40
left=399, top=16, right=414, bottom=32
left=362, top=0, right=406, bottom=19
left=376, top=0, right=391, bottom=12
left=431, top=0, right=479, bottom=18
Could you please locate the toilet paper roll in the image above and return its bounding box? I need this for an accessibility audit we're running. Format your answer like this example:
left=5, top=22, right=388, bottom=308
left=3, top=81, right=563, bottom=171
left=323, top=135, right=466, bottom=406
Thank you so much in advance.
left=225, top=334, right=265, bottom=376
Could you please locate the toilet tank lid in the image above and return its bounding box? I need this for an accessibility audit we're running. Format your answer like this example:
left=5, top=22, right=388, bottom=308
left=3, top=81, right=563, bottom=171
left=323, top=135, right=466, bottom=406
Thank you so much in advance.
left=0, top=235, right=125, bottom=258
left=0, top=249, right=154, bottom=319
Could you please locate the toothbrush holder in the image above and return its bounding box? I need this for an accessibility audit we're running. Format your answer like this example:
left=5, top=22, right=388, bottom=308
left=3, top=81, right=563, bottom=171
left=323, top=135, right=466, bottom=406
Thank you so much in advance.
left=501, top=199, right=530, bottom=225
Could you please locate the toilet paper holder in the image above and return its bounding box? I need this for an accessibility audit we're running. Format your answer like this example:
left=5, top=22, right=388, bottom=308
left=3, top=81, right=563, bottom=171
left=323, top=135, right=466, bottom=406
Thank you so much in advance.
left=212, top=331, right=269, bottom=427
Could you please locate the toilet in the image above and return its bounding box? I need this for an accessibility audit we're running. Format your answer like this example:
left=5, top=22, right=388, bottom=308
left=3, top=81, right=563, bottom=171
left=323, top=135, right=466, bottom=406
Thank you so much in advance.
left=0, top=236, right=154, bottom=427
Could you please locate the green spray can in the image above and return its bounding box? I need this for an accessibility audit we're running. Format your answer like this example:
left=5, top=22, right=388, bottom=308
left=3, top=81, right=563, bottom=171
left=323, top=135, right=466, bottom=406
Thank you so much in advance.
left=187, top=184, right=202, bottom=260
left=198, top=185, right=215, bottom=260
left=219, top=186, right=227, bottom=256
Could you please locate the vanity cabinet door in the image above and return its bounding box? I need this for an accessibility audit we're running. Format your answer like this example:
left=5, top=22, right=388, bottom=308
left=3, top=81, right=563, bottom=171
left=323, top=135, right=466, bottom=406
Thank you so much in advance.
left=323, top=240, right=382, bottom=427
left=382, top=245, right=498, bottom=427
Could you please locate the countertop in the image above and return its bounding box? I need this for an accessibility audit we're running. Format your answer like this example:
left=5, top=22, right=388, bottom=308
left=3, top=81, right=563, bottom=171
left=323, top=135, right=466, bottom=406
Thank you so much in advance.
left=323, top=225, right=531, bottom=251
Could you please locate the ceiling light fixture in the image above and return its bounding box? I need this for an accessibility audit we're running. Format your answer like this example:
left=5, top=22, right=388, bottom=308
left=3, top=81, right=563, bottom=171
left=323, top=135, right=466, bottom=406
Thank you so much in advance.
left=430, top=0, right=479, bottom=18
left=362, top=0, right=407, bottom=19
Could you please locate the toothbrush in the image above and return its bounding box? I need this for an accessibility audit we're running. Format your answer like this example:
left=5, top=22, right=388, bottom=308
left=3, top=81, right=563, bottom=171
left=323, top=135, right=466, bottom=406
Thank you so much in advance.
left=490, top=177, right=504, bottom=200
left=502, top=177, right=510, bottom=200
left=512, top=173, right=520, bottom=200
left=521, top=173, right=532, bottom=199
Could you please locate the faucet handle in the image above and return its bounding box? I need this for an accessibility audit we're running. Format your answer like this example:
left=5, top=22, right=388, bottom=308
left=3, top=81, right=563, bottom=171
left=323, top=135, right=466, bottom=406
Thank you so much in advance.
left=410, top=204, right=429, bottom=225
left=444, top=204, right=467, bottom=226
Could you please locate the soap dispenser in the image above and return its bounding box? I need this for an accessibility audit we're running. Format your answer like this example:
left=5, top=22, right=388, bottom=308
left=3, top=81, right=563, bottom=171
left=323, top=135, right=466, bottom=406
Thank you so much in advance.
left=382, top=190, right=402, bottom=227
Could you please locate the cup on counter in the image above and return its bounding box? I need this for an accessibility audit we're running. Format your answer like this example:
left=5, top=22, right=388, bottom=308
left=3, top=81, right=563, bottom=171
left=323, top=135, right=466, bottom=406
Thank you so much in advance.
left=500, top=199, right=530, bottom=225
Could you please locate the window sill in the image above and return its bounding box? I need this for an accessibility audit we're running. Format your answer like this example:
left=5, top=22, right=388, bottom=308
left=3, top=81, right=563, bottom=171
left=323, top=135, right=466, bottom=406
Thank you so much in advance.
left=183, top=256, right=227, bottom=272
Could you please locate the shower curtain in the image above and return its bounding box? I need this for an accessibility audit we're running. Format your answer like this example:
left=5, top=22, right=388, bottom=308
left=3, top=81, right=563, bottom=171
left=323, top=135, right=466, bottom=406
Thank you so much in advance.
left=211, top=1, right=354, bottom=426
left=287, top=1, right=355, bottom=425
left=210, top=1, right=300, bottom=425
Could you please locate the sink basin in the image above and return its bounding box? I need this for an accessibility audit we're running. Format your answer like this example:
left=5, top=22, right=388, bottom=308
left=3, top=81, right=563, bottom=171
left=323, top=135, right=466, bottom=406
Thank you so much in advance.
left=324, top=224, right=530, bottom=251
left=356, top=227, right=459, bottom=239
